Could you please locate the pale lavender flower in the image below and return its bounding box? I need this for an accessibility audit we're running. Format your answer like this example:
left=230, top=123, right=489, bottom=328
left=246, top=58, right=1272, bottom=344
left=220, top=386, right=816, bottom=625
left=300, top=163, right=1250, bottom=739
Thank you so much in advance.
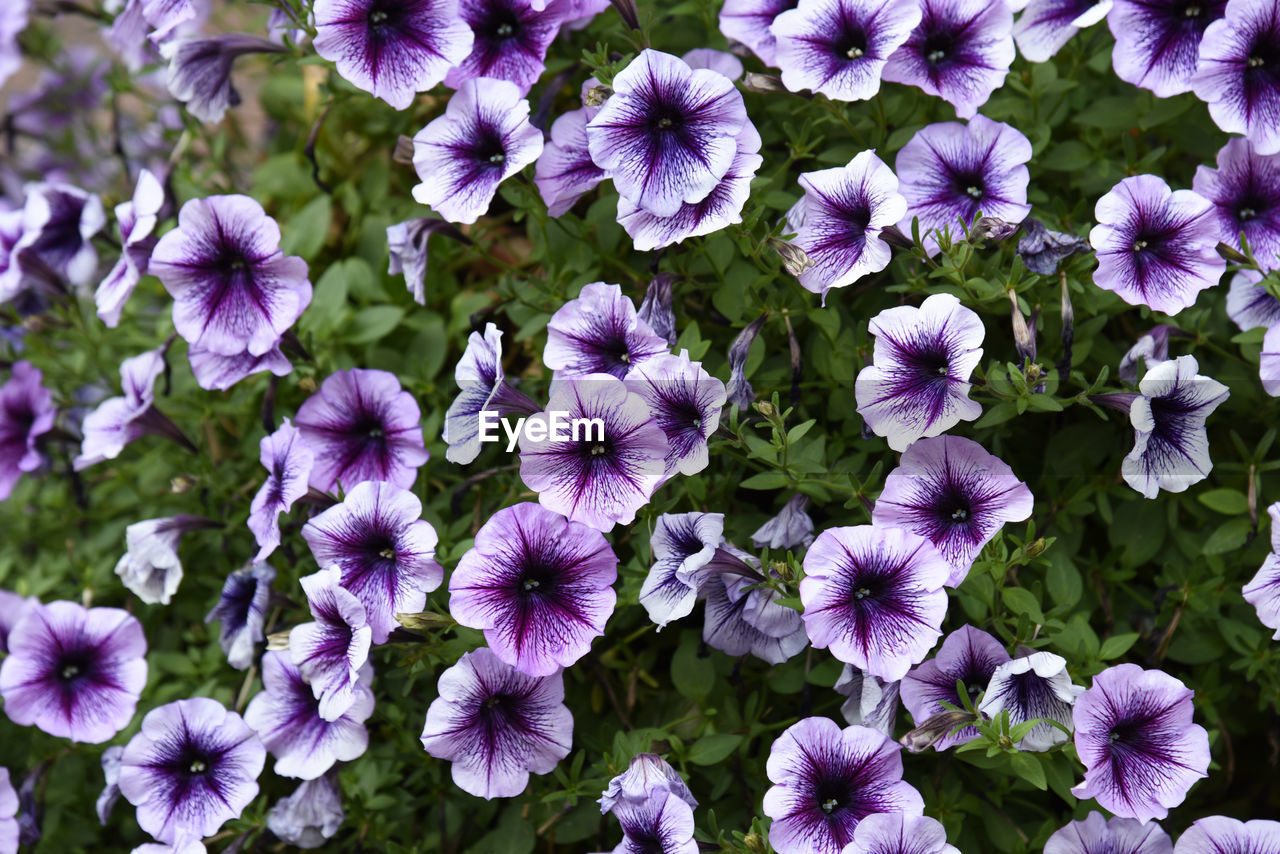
left=611, top=791, right=698, bottom=854
left=544, top=282, right=669, bottom=379
left=1108, top=0, right=1227, bottom=97
left=188, top=344, right=291, bottom=391
left=637, top=274, right=678, bottom=347
left=979, top=651, right=1083, bottom=751
left=0, top=591, right=36, bottom=655
left=443, top=322, right=540, bottom=466
left=1263, top=322, right=1280, bottom=395
left=1013, top=0, right=1113, bottom=62
left=833, top=665, right=899, bottom=735
left=771, top=0, right=921, bottom=100
left=0, top=209, right=24, bottom=301
left=0, top=361, right=55, bottom=501
left=1227, top=269, right=1280, bottom=330
left=1192, top=137, right=1280, bottom=270
left=639, top=512, right=724, bottom=628
left=1192, top=0, right=1280, bottom=156
left=624, top=350, right=727, bottom=476
left=386, top=217, right=471, bottom=305
left=1119, top=324, right=1180, bottom=384
left=249, top=419, right=315, bottom=562
left=0, top=767, right=12, bottom=854
left=900, top=625, right=1009, bottom=750
left=114, top=515, right=217, bottom=606
left=75, top=346, right=193, bottom=471
left=11, top=182, right=106, bottom=291
left=683, top=47, right=744, bottom=79
left=96, top=746, right=124, bottom=826
left=205, top=562, right=276, bottom=670
left=444, top=0, right=568, bottom=94
left=535, top=107, right=609, bottom=218
left=96, top=169, right=165, bottom=328
left=599, top=754, right=697, bottom=815
left=1045, top=812, right=1173, bottom=854
left=289, top=567, right=373, bottom=722
left=752, top=494, right=816, bottom=551
left=1174, top=817, right=1280, bottom=854
left=702, top=549, right=809, bottom=664
left=1243, top=502, right=1280, bottom=638
left=720, top=0, right=798, bottom=65
left=266, top=776, right=345, bottom=849
left=166, top=34, right=288, bottom=123
left=0, top=0, right=30, bottom=89
left=844, top=814, right=960, bottom=854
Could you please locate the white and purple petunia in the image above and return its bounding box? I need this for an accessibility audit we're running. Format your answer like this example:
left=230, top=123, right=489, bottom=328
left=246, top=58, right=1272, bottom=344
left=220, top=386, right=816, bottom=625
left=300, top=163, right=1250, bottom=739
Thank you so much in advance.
left=536, top=106, right=609, bottom=218
left=74, top=346, right=186, bottom=471
left=1174, top=816, right=1280, bottom=854
left=719, top=0, right=798, bottom=66
left=0, top=361, right=55, bottom=501
left=599, top=754, right=697, bottom=815
left=1119, top=324, right=1180, bottom=384
left=313, top=0, right=474, bottom=110
left=445, top=0, right=568, bottom=94
left=266, top=775, right=345, bottom=849
left=843, top=814, right=960, bottom=854
left=683, top=47, right=745, bottom=79
left=420, top=646, right=572, bottom=799
left=763, top=717, right=924, bottom=854
left=623, top=350, right=727, bottom=477
left=97, top=745, right=124, bottom=825
left=978, top=651, right=1083, bottom=751
left=118, top=697, right=266, bottom=843
left=1262, top=323, right=1280, bottom=395
left=752, top=494, right=816, bottom=551
left=0, top=600, right=147, bottom=744
left=244, top=651, right=373, bottom=780
left=609, top=791, right=699, bottom=854
left=188, top=344, right=293, bottom=392
left=412, top=77, right=544, bottom=224
left=1090, top=175, right=1225, bottom=314
left=295, top=368, right=429, bottom=493
left=205, top=562, right=276, bottom=671
left=444, top=322, right=540, bottom=466
left=387, top=217, right=454, bottom=306
left=895, top=116, right=1033, bottom=256
left=545, top=282, right=671, bottom=380
left=300, top=480, right=441, bottom=645
left=166, top=35, right=289, bottom=124
left=248, top=418, right=315, bottom=562
left=1192, top=0, right=1280, bottom=156
left=1243, top=502, right=1280, bottom=638
left=290, top=566, right=374, bottom=722
left=1044, top=811, right=1173, bottom=854
left=1226, top=269, right=1280, bottom=331
left=114, top=515, right=216, bottom=606
left=1193, top=138, right=1280, bottom=271
left=872, top=435, right=1034, bottom=587
left=854, top=293, right=986, bottom=452
left=833, top=664, right=899, bottom=735
left=882, top=0, right=1016, bottom=119
left=1013, top=0, right=1113, bottom=62
left=900, top=625, right=1010, bottom=750
left=0, top=591, right=37, bottom=655
left=95, top=168, right=165, bottom=328
left=1108, top=0, right=1227, bottom=97
left=9, top=182, right=106, bottom=293
left=786, top=150, right=907, bottom=300
left=702, top=547, right=809, bottom=664
left=639, top=512, right=724, bottom=628
left=800, top=525, right=951, bottom=681
left=771, top=0, right=921, bottom=101
left=1071, top=663, right=1210, bottom=822
left=449, top=501, right=618, bottom=677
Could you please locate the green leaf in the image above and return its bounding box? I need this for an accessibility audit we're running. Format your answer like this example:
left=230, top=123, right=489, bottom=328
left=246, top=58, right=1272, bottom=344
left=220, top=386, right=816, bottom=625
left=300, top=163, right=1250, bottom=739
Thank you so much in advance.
left=1099, top=632, right=1139, bottom=660
left=687, top=734, right=744, bottom=766
left=1203, top=517, right=1252, bottom=556
left=1001, top=587, right=1045, bottom=623
left=1197, top=488, right=1249, bottom=515
left=1010, top=752, right=1047, bottom=790
left=280, top=195, right=332, bottom=260
left=739, top=471, right=789, bottom=490
left=347, top=306, right=406, bottom=345
left=671, top=637, right=715, bottom=703
left=1046, top=553, right=1082, bottom=608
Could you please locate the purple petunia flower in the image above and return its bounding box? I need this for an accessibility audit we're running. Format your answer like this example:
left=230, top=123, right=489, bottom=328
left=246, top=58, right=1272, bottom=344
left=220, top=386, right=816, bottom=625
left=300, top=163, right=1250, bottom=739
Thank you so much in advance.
left=387, top=218, right=441, bottom=306
left=844, top=814, right=960, bottom=854
left=1071, top=663, right=1210, bottom=822
left=0, top=768, right=16, bottom=854
left=610, top=791, right=698, bottom=854
left=872, top=435, right=1034, bottom=586
left=74, top=346, right=193, bottom=471
left=900, top=625, right=1009, bottom=750
left=979, top=651, right=1083, bottom=751
left=0, top=601, right=147, bottom=743
left=1123, top=355, right=1229, bottom=498
left=1119, top=324, right=1180, bottom=384
left=0, top=591, right=36, bottom=655
left=1227, top=269, right=1280, bottom=330
left=1090, top=175, right=1225, bottom=314
left=451, top=502, right=617, bottom=676
left=1243, top=502, right=1280, bottom=638
left=1045, top=811, right=1173, bottom=854
left=420, top=646, right=573, bottom=799
left=752, top=493, right=816, bottom=551
left=267, top=775, right=345, bottom=849
left=166, top=34, right=288, bottom=124
left=1108, top=0, right=1227, bottom=97
left=295, top=368, right=429, bottom=493
left=444, top=322, right=540, bottom=466
left=96, top=169, right=165, bottom=328
left=412, top=77, right=544, bottom=224
left=1013, top=0, right=1113, bottom=62
left=96, top=745, right=124, bottom=826
left=854, top=293, right=986, bottom=452
left=1174, top=817, right=1280, bottom=854
left=720, top=0, right=798, bottom=65
left=114, top=515, right=218, bottom=606
left=1017, top=217, right=1092, bottom=274
left=313, top=0, right=474, bottom=110
left=249, top=418, right=315, bottom=562
left=702, top=548, right=810, bottom=664
left=245, top=651, right=373, bottom=780
left=1193, top=138, right=1280, bottom=270
left=639, top=512, right=724, bottom=628
left=545, top=282, right=670, bottom=380
left=118, top=697, right=266, bottom=843
left=599, top=754, right=697, bottom=815
left=763, top=717, right=924, bottom=854
left=771, top=0, right=921, bottom=101
left=291, top=565, right=373, bottom=724
left=785, top=150, right=907, bottom=300
left=0, top=361, right=54, bottom=501
left=205, top=562, right=276, bottom=671
left=586, top=50, right=750, bottom=219
left=10, top=182, right=106, bottom=292
left=833, top=665, right=899, bottom=735
left=536, top=107, right=609, bottom=218
left=149, top=195, right=312, bottom=358
left=301, top=480, right=441, bottom=645
left=519, top=375, right=669, bottom=531
left=623, top=350, right=727, bottom=476
left=0, top=1, right=30, bottom=90
left=683, top=47, right=745, bottom=79
left=445, top=0, right=567, bottom=94
left=895, top=116, right=1032, bottom=256
left=188, top=343, right=293, bottom=392
left=0, top=208, right=24, bottom=301
left=1262, top=323, right=1280, bottom=395
left=882, top=0, right=1015, bottom=119
left=1192, top=0, right=1280, bottom=155
left=800, top=525, right=950, bottom=681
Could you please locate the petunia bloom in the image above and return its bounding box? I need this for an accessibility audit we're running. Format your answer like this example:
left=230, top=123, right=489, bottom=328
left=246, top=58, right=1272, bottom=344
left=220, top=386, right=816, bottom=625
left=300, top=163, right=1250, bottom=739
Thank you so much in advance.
left=420, top=647, right=572, bottom=799
left=1013, top=0, right=1113, bottom=63
left=1243, top=502, right=1280, bottom=638
left=1071, top=663, right=1210, bottom=822
left=683, top=47, right=745, bottom=79
left=205, top=562, right=276, bottom=671
left=118, top=698, right=266, bottom=843
left=266, top=775, right=345, bottom=849
left=638, top=274, right=679, bottom=347
left=443, top=322, right=540, bottom=466
left=411, top=77, right=543, bottom=224
left=289, top=566, right=373, bottom=722
left=96, top=168, right=165, bottom=328
left=535, top=107, right=609, bottom=218
left=386, top=216, right=471, bottom=305
left=854, top=293, right=985, bottom=452
left=166, top=34, right=288, bottom=123
left=1192, top=0, right=1280, bottom=156
left=0, top=361, right=55, bottom=501
left=623, top=350, right=727, bottom=477
left=979, top=651, right=1083, bottom=751
left=800, top=525, right=950, bottom=681
left=312, top=0, right=473, bottom=110
left=0, top=1, right=30, bottom=89
left=639, top=512, right=724, bottom=628
left=248, top=418, right=315, bottom=562
left=1227, top=269, right=1280, bottom=330
left=763, top=717, right=924, bottom=854
left=1262, top=323, right=1280, bottom=395
left=75, top=346, right=195, bottom=471
left=872, top=435, right=1034, bottom=586
left=114, top=515, right=218, bottom=606
left=445, top=0, right=567, bottom=93
left=1044, top=811, right=1173, bottom=854
left=833, top=665, right=899, bottom=735
left=544, top=281, right=669, bottom=380
left=719, top=0, right=799, bottom=65
left=843, top=814, right=960, bottom=854
left=752, top=493, right=816, bottom=551
left=1108, top=0, right=1227, bottom=97
left=0, top=601, right=147, bottom=743
left=96, top=745, right=124, bottom=826
left=188, top=343, right=293, bottom=392
left=451, top=502, right=617, bottom=676
left=599, top=754, right=697, bottom=815
left=1119, top=324, right=1180, bottom=384
left=702, top=548, right=810, bottom=664
left=1174, top=816, right=1280, bottom=854
left=10, top=182, right=106, bottom=291
left=899, top=625, right=1010, bottom=750
left=0, top=591, right=36, bottom=655
left=0, top=768, right=16, bottom=854
left=610, top=791, right=698, bottom=854
left=1192, top=138, right=1280, bottom=270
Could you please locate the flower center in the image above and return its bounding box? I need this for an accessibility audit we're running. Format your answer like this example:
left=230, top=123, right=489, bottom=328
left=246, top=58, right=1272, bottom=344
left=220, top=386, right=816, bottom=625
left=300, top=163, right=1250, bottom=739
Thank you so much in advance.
left=1184, top=4, right=1200, bottom=16
left=522, top=578, right=540, bottom=591
left=56, top=651, right=92, bottom=683
left=657, top=117, right=673, bottom=129
left=489, top=152, right=506, bottom=165
left=922, top=32, right=951, bottom=65
left=927, top=49, right=946, bottom=63
left=846, top=46, right=864, bottom=59
left=1249, top=55, right=1265, bottom=68
left=951, top=507, right=969, bottom=522
left=189, top=759, right=207, bottom=774
left=813, top=779, right=852, bottom=818
left=379, top=547, right=396, bottom=560
left=852, top=587, right=871, bottom=600
left=591, top=443, right=607, bottom=455
left=496, top=22, right=515, bottom=38
left=821, top=798, right=840, bottom=814
left=966, top=185, right=983, bottom=199
left=1239, top=206, right=1258, bottom=221
left=517, top=564, right=556, bottom=598
left=370, top=10, right=388, bottom=23
left=1132, top=239, right=1149, bottom=252
left=1109, top=730, right=1121, bottom=742
left=60, top=664, right=80, bottom=680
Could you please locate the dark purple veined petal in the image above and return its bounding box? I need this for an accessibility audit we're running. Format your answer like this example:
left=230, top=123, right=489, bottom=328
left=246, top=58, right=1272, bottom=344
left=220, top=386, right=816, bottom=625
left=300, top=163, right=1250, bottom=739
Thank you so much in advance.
left=444, top=322, right=541, bottom=466
left=289, top=567, right=373, bottom=722
left=544, top=282, right=669, bottom=379
left=266, top=775, right=345, bottom=848
left=846, top=813, right=961, bottom=854
left=1174, top=816, right=1280, bottom=854
left=833, top=665, right=900, bottom=735
left=720, top=0, right=798, bottom=65
left=639, top=512, right=724, bottom=627
left=899, top=625, right=1009, bottom=749
left=1044, top=811, right=1173, bottom=854
left=1108, top=0, right=1227, bottom=97
left=166, top=34, right=288, bottom=123
left=978, top=651, right=1083, bottom=751
left=599, top=754, right=697, bottom=815
left=1192, top=0, right=1280, bottom=156
left=205, top=562, right=276, bottom=670
left=1192, top=138, right=1280, bottom=270
left=0, top=361, right=55, bottom=500
left=611, top=790, right=699, bottom=854
left=623, top=350, right=727, bottom=476
left=248, top=419, right=315, bottom=562
left=444, top=0, right=568, bottom=94
left=1013, top=0, right=1112, bottom=63
left=95, top=168, right=165, bottom=328
left=536, top=107, right=610, bottom=218
left=1244, top=504, right=1280, bottom=639
left=772, top=0, right=921, bottom=101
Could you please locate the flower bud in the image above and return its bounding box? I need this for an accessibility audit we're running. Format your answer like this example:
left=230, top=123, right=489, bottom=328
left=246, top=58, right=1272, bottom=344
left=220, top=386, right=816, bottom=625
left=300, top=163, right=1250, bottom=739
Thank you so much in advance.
left=768, top=237, right=813, bottom=276
left=971, top=216, right=1019, bottom=243
left=899, top=709, right=979, bottom=753
left=583, top=84, right=614, bottom=107
left=742, top=72, right=787, bottom=94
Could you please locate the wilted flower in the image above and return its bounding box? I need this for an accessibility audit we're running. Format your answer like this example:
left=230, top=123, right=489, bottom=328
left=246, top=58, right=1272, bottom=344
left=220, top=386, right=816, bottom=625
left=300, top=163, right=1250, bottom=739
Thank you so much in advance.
left=95, top=746, right=124, bottom=826
left=1174, top=816, right=1280, bottom=854
left=771, top=0, right=921, bottom=101
left=0, top=601, right=147, bottom=743
left=683, top=47, right=745, bottom=79
left=1071, top=663, right=1210, bottom=822
left=420, top=647, right=572, bottom=799
left=0, top=361, right=55, bottom=500
left=95, top=169, right=165, bottom=328
left=872, top=435, right=1034, bottom=586
left=1044, top=811, right=1173, bottom=854
left=719, top=0, right=799, bottom=65
left=752, top=493, right=816, bottom=551
left=544, top=282, right=669, bottom=380
left=313, top=0, right=473, bottom=110
left=899, top=625, right=1010, bottom=750
left=854, top=293, right=985, bottom=452
left=300, top=481, right=441, bottom=645
left=1262, top=323, right=1280, bottom=395
left=703, top=549, right=809, bottom=664
left=844, top=814, right=960, bottom=854
left=295, top=368, right=429, bottom=493
left=386, top=217, right=471, bottom=305
left=979, top=651, right=1083, bottom=751
left=249, top=419, right=315, bottom=562
left=411, top=77, right=544, bottom=224
left=445, top=0, right=567, bottom=93
left=449, top=501, right=618, bottom=676
left=290, top=567, right=373, bottom=722
left=1118, top=325, right=1181, bottom=384
left=1017, top=217, right=1091, bottom=275
left=1242, top=502, right=1280, bottom=638
left=624, top=350, right=727, bottom=476
left=444, top=322, right=541, bottom=465
left=1013, top=0, right=1113, bottom=62
left=1108, top=0, right=1226, bottom=97
left=1226, top=269, right=1280, bottom=330
left=599, top=754, right=697, bottom=815
left=167, top=34, right=288, bottom=123
left=10, top=182, right=106, bottom=291
left=75, top=346, right=195, bottom=471
left=895, top=116, right=1032, bottom=255
left=0, top=767, right=16, bottom=854
left=882, top=0, right=1016, bottom=118
left=118, top=698, right=266, bottom=843
left=833, top=665, right=899, bottom=735
left=1192, top=0, right=1280, bottom=156
left=639, top=512, right=725, bottom=628
left=610, top=791, right=699, bottom=854
left=638, top=275, right=679, bottom=348
left=1192, top=138, right=1280, bottom=270
left=763, top=717, right=923, bottom=854
left=726, top=314, right=767, bottom=407
left=114, top=515, right=218, bottom=606
left=800, top=525, right=950, bottom=681
left=205, top=562, right=276, bottom=671
left=535, top=107, right=609, bottom=218
left=266, top=776, right=345, bottom=849
left=245, top=651, right=373, bottom=780
left=0, top=591, right=36, bottom=654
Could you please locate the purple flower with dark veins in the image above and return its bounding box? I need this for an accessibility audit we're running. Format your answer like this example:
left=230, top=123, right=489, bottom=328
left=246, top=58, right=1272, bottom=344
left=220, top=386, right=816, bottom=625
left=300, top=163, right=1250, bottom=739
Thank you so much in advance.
left=624, top=350, right=727, bottom=476
left=844, top=814, right=960, bottom=854
left=1192, top=0, right=1280, bottom=155
left=289, top=567, right=373, bottom=722
left=386, top=217, right=472, bottom=305
left=412, top=77, right=544, bottom=224
left=10, top=182, right=106, bottom=291
left=96, top=169, right=165, bottom=328
left=545, top=282, right=672, bottom=379
left=0, top=590, right=36, bottom=655
left=295, top=368, right=429, bottom=493
left=1045, top=811, right=1173, bottom=854
left=249, top=418, right=315, bottom=562
left=0, top=767, right=16, bottom=854
left=854, top=293, right=985, bottom=452
left=882, top=0, right=1015, bottom=119
left=1071, top=663, right=1210, bottom=822
left=0, top=208, right=24, bottom=301
left=639, top=512, right=724, bottom=628
left=444, top=322, right=540, bottom=466
left=1013, top=1, right=1113, bottom=62
left=118, top=697, right=266, bottom=843
left=771, top=0, right=921, bottom=100
left=75, top=346, right=194, bottom=471
left=420, top=647, right=572, bottom=799
left=979, top=651, right=1083, bottom=751
left=0, top=601, right=147, bottom=743
left=301, top=480, right=441, bottom=644
left=752, top=493, right=816, bottom=551
left=610, top=791, right=698, bottom=854
left=833, top=665, right=899, bottom=735
left=113, top=515, right=217, bottom=606
left=1227, top=268, right=1280, bottom=329
left=166, top=34, right=288, bottom=123
left=536, top=107, right=609, bottom=218
left=586, top=50, right=749, bottom=218
left=450, top=502, right=618, bottom=676
left=1243, top=502, right=1280, bottom=638
left=266, top=775, right=345, bottom=849
left=900, top=625, right=1009, bottom=750
left=244, top=651, right=373, bottom=780
left=445, top=0, right=567, bottom=94
left=702, top=547, right=809, bottom=664
left=205, top=562, right=276, bottom=671
left=314, top=0, right=473, bottom=110
left=895, top=116, right=1032, bottom=256
left=1174, top=816, right=1280, bottom=854
left=638, top=275, right=679, bottom=347
left=719, top=0, right=798, bottom=66
left=763, top=717, right=923, bottom=854
left=0, top=1, right=30, bottom=90
left=0, top=361, right=55, bottom=501
left=188, top=344, right=292, bottom=392
left=873, top=435, right=1034, bottom=586
left=1192, top=138, right=1280, bottom=270
left=599, top=754, right=697, bottom=815
left=1119, top=324, right=1180, bottom=384
left=1108, top=0, right=1227, bottom=97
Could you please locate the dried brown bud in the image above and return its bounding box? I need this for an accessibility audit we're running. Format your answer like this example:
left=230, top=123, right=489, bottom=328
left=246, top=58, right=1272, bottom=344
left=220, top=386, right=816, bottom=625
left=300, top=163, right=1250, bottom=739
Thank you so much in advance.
left=392, top=134, right=416, bottom=165
left=583, top=85, right=613, bottom=107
